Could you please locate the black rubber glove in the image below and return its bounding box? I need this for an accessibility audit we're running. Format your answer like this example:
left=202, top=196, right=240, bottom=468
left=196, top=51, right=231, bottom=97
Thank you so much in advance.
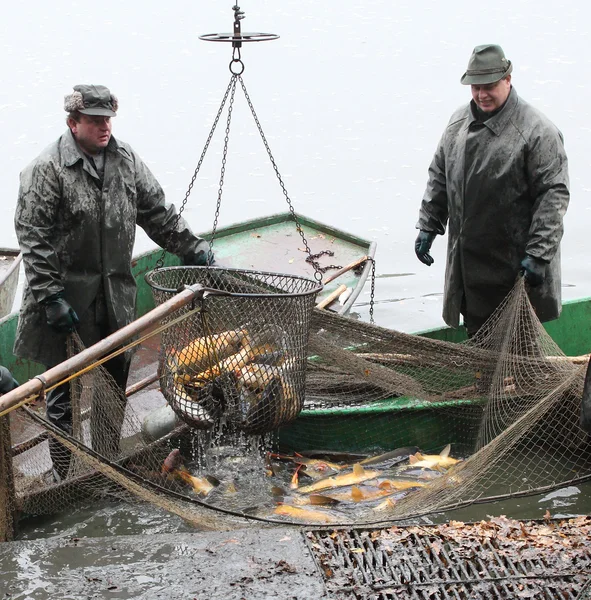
left=415, top=231, right=436, bottom=266
left=0, top=365, right=19, bottom=394
left=182, top=248, right=214, bottom=267
left=42, top=294, right=80, bottom=333
left=520, top=255, right=546, bottom=287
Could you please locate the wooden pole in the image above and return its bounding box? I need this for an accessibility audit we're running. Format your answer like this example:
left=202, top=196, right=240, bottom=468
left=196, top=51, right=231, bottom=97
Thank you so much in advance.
left=0, top=284, right=204, bottom=417
left=316, top=284, right=347, bottom=310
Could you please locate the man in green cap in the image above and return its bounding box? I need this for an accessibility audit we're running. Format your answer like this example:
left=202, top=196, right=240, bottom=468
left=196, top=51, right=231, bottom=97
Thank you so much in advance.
left=14, top=84, right=212, bottom=481
left=414, top=44, right=569, bottom=337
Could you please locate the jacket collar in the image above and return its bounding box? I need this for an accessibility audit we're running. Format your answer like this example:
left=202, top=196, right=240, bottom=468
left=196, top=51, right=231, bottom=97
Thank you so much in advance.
left=60, top=129, right=123, bottom=170
left=467, top=86, right=518, bottom=136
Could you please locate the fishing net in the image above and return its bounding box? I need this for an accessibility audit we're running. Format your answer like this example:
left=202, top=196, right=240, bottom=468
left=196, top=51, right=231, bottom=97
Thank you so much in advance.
left=2, top=276, right=590, bottom=536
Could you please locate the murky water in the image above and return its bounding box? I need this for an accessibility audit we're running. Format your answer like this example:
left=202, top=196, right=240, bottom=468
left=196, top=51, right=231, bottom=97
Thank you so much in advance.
left=1, top=0, right=591, bottom=541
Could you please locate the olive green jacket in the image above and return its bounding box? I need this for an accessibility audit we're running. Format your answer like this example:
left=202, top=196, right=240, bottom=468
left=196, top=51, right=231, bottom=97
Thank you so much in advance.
left=417, top=87, right=569, bottom=328
left=14, top=130, right=209, bottom=365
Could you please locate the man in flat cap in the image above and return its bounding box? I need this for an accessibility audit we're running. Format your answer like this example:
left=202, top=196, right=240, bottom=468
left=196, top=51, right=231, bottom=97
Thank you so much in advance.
left=414, top=44, right=569, bottom=337
left=14, top=84, right=211, bottom=481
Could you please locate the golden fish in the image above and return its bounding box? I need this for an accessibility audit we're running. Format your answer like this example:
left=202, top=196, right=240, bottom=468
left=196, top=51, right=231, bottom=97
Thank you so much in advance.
left=269, top=453, right=344, bottom=479
left=316, top=480, right=423, bottom=504
left=274, top=503, right=339, bottom=524
left=373, top=498, right=397, bottom=512
left=408, top=444, right=461, bottom=470
left=171, top=329, right=247, bottom=375
left=175, top=468, right=219, bottom=497
left=237, top=364, right=283, bottom=391
left=297, top=463, right=380, bottom=494
left=286, top=494, right=341, bottom=507
left=192, top=344, right=269, bottom=385
left=374, top=479, right=427, bottom=491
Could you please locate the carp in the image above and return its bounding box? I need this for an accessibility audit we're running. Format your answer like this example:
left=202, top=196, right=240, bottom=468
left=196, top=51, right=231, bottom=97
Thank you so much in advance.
left=176, top=470, right=220, bottom=497
left=161, top=449, right=219, bottom=497
left=359, top=446, right=420, bottom=468
left=408, top=444, right=461, bottom=470
left=273, top=503, right=340, bottom=524
left=169, top=329, right=248, bottom=375
left=268, top=452, right=344, bottom=479
left=297, top=463, right=380, bottom=494
left=237, top=364, right=283, bottom=391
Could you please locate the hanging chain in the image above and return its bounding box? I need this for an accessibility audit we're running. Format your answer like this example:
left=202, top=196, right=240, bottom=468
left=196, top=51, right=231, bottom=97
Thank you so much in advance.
left=305, top=251, right=342, bottom=273
left=369, top=257, right=376, bottom=324
left=237, top=75, right=323, bottom=283
left=154, top=75, right=237, bottom=270
left=208, top=76, right=238, bottom=260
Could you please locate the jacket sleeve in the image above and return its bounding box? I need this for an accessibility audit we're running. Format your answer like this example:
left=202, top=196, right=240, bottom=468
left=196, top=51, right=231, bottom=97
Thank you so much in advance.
left=14, top=161, right=65, bottom=303
left=416, top=133, right=449, bottom=235
left=134, top=155, right=210, bottom=259
left=525, top=124, right=570, bottom=262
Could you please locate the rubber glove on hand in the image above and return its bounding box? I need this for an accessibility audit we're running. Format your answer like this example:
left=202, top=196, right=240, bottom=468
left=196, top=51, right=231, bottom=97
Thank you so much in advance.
left=0, top=365, right=19, bottom=394
left=415, top=231, right=436, bottom=266
left=520, top=255, right=546, bottom=287
left=42, top=294, right=80, bottom=333
left=182, top=249, right=215, bottom=267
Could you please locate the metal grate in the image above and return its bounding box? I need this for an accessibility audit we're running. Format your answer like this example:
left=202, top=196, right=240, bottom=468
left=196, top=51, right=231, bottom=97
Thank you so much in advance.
left=305, top=521, right=591, bottom=599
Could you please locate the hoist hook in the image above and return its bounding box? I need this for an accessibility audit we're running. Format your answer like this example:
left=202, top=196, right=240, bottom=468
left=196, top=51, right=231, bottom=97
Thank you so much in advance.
left=232, top=5, right=245, bottom=48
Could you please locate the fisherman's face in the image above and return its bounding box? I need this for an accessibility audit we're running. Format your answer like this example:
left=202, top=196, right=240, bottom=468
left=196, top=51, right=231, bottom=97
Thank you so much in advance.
left=69, top=114, right=112, bottom=155
left=471, top=75, right=512, bottom=112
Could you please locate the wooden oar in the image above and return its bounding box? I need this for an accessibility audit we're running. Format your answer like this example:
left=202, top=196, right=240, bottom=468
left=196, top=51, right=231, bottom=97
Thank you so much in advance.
left=316, top=284, right=347, bottom=310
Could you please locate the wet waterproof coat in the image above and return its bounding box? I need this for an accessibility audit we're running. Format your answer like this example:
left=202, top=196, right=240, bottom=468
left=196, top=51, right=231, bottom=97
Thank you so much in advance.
left=14, top=129, right=209, bottom=366
left=417, top=87, right=569, bottom=328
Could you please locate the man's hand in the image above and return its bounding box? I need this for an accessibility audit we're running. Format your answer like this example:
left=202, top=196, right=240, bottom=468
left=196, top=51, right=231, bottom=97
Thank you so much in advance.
left=42, top=294, right=80, bottom=333
left=415, top=231, right=436, bottom=266
left=182, top=249, right=215, bottom=267
left=520, top=255, right=547, bottom=287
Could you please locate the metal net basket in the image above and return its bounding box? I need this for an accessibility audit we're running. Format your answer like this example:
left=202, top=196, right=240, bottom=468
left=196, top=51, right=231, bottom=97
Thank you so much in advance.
left=145, top=266, right=322, bottom=435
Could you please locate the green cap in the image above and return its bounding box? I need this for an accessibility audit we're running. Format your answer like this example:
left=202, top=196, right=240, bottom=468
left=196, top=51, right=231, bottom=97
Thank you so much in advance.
left=460, top=44, right=512, bottom=85
left=64, top=84, right=118, bottom=117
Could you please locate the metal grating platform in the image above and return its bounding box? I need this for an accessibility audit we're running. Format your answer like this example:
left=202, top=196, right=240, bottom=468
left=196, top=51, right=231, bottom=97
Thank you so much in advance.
left=305, top=518, right=591, bottom=599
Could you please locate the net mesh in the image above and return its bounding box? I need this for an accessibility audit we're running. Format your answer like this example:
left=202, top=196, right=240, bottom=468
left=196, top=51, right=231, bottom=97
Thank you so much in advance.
left=2, top=276, right=589, bottom=535
left=146, top=266, right=321, bottom=434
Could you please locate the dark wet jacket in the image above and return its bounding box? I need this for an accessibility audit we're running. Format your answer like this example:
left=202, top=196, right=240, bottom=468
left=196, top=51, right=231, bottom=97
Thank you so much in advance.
left=417, top=87, right=569, bottom=328
left=14, top=129, right=209, bottom=365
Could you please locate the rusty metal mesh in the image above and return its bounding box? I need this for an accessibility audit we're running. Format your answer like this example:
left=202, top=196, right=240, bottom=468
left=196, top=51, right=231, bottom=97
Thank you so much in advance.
left=305, top=517, right=591, bottom=599
left=145, top=266, right=321, bottom=434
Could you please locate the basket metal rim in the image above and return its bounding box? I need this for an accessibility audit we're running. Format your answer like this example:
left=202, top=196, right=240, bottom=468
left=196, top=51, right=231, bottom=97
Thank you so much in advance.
left=144, top=265, right=323, bottom=299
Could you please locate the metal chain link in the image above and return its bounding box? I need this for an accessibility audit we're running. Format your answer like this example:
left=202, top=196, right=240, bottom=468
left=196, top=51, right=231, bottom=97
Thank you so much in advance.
left=237, top=75, right=323, bottom=283
left=208, top=76, right=238, bottom=260
left=369, top=257, right=376, bottom=324
left=305, top=251, right=342, bottom=274
left=154, top=75, right=237, bottom=270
